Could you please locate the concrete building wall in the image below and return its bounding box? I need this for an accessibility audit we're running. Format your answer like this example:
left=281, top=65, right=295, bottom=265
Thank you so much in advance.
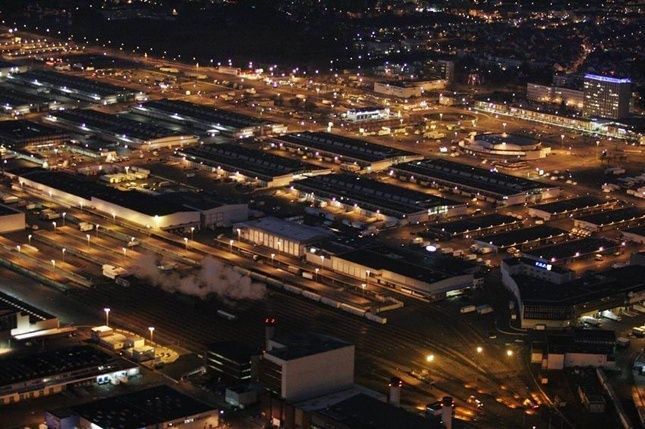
left=91, top=197, right=199, bottom=230
left=271, top=345, right=355, bottom=402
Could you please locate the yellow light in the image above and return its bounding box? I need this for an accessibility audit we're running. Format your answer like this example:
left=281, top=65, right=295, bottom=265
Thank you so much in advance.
left=476, top=346, right=483, bottom=353
left=506, top=350, right=514, bottom=357
left=426, top=354, right=435, bottom=362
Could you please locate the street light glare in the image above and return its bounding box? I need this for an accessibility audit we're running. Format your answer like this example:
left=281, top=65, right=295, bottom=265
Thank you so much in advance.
left=426, top=354, right=435, bottom=362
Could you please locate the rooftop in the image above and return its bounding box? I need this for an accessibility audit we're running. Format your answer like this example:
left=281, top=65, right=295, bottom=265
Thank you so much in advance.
left=427, top=213, right=519, bottom=236
left=518, top=264, right=645, bottom=306
left=315, top=393, right=439, bottom=429
left=66, top=385, right=215, bottom=428
left=393, top=158, right=548, bottom=197
left=269, top=332, right=352, bottom=361
left=206, top=341, right=258, bottom=363
left=530, top=196, right=609, bottom=215
left=275, top=132, right=418, bottom=164
left=11, top=69, right=137, bottom=98
left=575, top=207, right=645, bottom=226
left=236, top=217, right=333, bottom=243
left=0, top=345, right=125, bottom=387
left=476, top=225, right=567, bottom=248
left=180, top=143, right=320, bottom=180
left=0, top=119, right=68, bottom=145
left=622, top=225, right=645, bottom=237
left=294, top=173, right=460, bottom=217
left=138, top=99, right=272, bottom=130
left=0, top=290, right=55, bottom=325
left=476, top=133, right=539, bottom=147
left=524, top=237, right=619, bottom=262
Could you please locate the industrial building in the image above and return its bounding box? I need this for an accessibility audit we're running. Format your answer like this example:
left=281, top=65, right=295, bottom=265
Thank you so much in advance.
left=391, top=159, right=560, bottom=206
left=526, top=83, right=584, bottom=110
left=0, top=291, right=60, bottom=344
left=574, top=207, right=645, bottom=232
left=11, top=169, right=248, bottom=230
left=343, top=106, right=391, bottom=122
left=0, top=345, right=139, bottom=405
left=530, top=329, right=616, bottom=370
left=293, top=174, right=466, bottom=224
left=502, top=258, right=645, bottom=329
left=0, top=203, right=25, bottom=233
left=0, top=85, right=59, bottom=115
left=621, top=225, right=645, bottom=244
left=583, top=74, right=632, bottom=120
left=8, top=69, right=145, bottom=104
left=306, top=245, right=477, bottom=299
left=45, top=385, right=219, bottom=429
left=474, top=225, right=568, bottom=252
left=205, top=340, right=257, bottom=383
left=522, top=237, right=620, bottom=265
left=528, top=196, right=616, bottom=221
left=133, top=98, right=286, bottom=138
left=178, top=143, right=329, bottom=188
left=271, top=131, right=422, bottom=172
left=0, top=119, right=69, bottom=149
left=45, top=108, right=198, bottom=149
left=234, top=217, right=333, bottom=257
left=425, top=213, right=522, bottom=238
left=260, top=332, right=355, bottom=402
left=459, top=133, right=551, bottom=160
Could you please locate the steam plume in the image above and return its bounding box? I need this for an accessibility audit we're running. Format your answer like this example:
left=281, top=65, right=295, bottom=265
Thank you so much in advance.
left=129, top=253, right=266, bottom=300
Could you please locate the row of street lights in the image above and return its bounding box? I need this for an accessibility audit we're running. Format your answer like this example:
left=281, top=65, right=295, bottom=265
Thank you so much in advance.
left=425, top=346, right=513, bottom=363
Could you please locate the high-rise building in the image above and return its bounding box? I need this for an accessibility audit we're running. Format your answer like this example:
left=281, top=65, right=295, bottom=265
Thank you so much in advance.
left=583, top=74, right=631, bottom=119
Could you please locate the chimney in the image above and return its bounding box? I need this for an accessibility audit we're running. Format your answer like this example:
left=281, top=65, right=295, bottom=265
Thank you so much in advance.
left=441, top=396, right=454, bottom=429
left=264, top=316, right=276, bottom=351
left=388, top=376, right=402, bottom=407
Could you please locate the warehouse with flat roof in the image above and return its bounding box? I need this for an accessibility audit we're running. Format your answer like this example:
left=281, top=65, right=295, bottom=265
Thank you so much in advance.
left=134, top=98, right=285, bottom=138
left=8, top=69, right=145, bottom=104
left=271, top=131, right=422, bottom=172
left=391, top=159, right=560, bottom=205
left=425, top=213, right=521, bottom=238
left=46, top=385, right=219, bottom=429
left=475, top=225, right=568, bottom=251
left=0, top=345, right=139, bottom=405
left=574, top=207, right=645, bottom=232
left=621, top=225, right=645, bottom=244
left=12, top=169, right=247, bottom=229
left=178, top=143, right=329, bottom=187
left=293, top=173, right=466, bottom=224
left=528, top=196, right=616, bottom=221
left=45, top=108, right=197, bottom=149
left=0, top=85, right=58, bottom=115
left=522, top=237, right=620, bottom=264
left=0, top=119, right=69, bottom=149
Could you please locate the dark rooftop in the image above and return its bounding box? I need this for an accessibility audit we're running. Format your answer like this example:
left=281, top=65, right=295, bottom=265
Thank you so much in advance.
left=0, top=290, right=55, bottom=325
left=530, top=196, right=609, bottom=215
left=622, top=225, right=645, bottom=237
left=294, top=173, right=460, bottom=217
left=427, top=213, right=520, bottom=236
left=476, top=133, right=539, bottom=147
left=476, top=225, right=567, bottom=248
left=315, top=393, right=439, bottom=429
left=67, top=385, right=215, bottom=429
left=207, top=341, right=258, bottom=363
left=524, top=237, right=619, bottom=262
left=275, top=131, right=418, bottom=164
left=0, top=119, right=68, bottom=145
left=0, top=346, right=123, bottom=387
left=575, top=207, right=645, bottom=226
left=518, top=265, right=645, bottom=306
left=393, top=158, right=548, bottom=197
left=180, top=143, right=320, bottom=181
left=269, top=332, right=352, bottom=361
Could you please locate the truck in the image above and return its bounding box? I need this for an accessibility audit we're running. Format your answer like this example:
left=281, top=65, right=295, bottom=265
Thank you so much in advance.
left=40, top=209, right=60, bottom=220
left=632, top=326, right=645, bottom=338
left=476, top=304, right=494, bottom=315
left=79, top=222, right=94, bottom=232
left=460, top=305, right=476, bottom=314
left=102, top=264, right=126, bottom=280
left=601, top=310, right=621, bottom=321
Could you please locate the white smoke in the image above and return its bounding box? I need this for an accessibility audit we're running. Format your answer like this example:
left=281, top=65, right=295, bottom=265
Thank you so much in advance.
left=129, top=253, right=266, bottom=300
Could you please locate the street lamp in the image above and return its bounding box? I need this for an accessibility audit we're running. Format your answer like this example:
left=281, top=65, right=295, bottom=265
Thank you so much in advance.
left=52, top=221, right=57, bottom=231
left=426, top=354, right=435, bottom=363
left=315, top=267, right=319, bottom=280
left=476, top=346, right=483, bottom=354
left=28, top=234, right=32, bottom=245
left=96, top=224, right=100, bottom=237
left=184, top=237, right=189, bottom=250
left=51, top=259, right=56, bottom=269
left=62, top=212, right=66, bottom=226
left=506, top=349, right=514, bottom=357
left=122, top=247, right=127, bottom=256
left=560, top=134, right=565, bottom=149
left=62, top=248, right=66, bottom=262
left=104, top=307, right=110, bottom=326
left=86, top=234, right=91, bottom=246
left=229, top=239, right=234, bottom=252
left=16, top=245, right=21, bottom=253
left=360, top=283, right=366, bottom=295
left=271, top=253, right=275, bottom=266
left=190, top=226, right=195, bottom=241
left=148, top=326, right=155, bottom=343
